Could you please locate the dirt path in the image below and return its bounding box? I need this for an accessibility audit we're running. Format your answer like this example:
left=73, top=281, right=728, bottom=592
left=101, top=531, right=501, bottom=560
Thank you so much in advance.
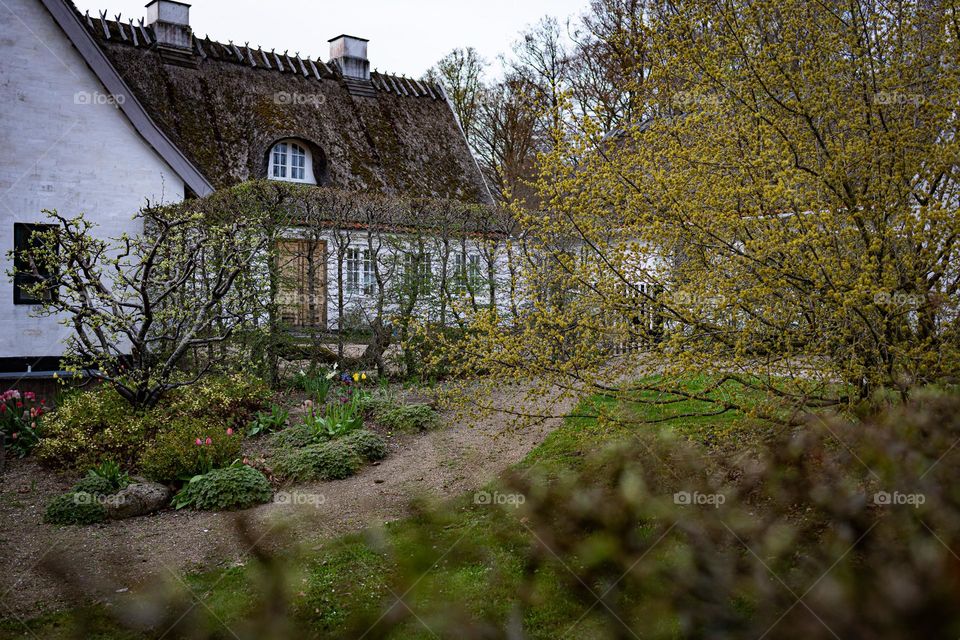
left=0, top=386, right=573, bottom=617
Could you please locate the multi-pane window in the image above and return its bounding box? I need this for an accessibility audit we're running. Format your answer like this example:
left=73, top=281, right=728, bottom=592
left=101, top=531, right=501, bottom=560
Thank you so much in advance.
left=452, top=251, right=483, bottom=292
left=346, top=248, right=376, bottom=296
left=13, top=223, right=57, bottom=305
left=403, top=252, right=432, bottom=296
left=269, top=140, right=314, bottom=183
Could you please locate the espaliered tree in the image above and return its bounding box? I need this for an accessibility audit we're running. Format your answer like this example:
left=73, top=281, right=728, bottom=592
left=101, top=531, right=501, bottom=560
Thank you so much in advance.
left=431, top=0, right=960, bottom=422
left=15, top=205, right=269, bottom=409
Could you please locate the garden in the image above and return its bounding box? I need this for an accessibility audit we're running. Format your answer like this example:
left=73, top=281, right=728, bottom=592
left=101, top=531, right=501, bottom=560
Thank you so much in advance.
left=0, top=366, right=444, bottom=531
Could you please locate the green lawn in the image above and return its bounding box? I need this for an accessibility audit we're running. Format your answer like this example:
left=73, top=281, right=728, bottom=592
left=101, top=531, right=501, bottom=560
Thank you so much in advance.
left=1, top=376, right=770, bottom=640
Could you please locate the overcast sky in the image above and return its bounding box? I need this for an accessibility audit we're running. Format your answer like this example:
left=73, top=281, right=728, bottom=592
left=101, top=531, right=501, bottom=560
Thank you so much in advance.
left=72, top=0, right=589, bottom=78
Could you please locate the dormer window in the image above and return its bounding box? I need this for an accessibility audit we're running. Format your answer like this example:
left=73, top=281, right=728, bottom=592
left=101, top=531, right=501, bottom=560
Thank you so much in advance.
left=268, top=139, right=316, bottom=184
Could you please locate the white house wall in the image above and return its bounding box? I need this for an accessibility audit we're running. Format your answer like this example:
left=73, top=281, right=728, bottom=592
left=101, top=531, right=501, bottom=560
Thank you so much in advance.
left=0, top=0, right=184, bottom=365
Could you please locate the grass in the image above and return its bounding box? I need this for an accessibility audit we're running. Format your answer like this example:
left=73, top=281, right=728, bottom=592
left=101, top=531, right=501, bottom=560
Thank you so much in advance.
left=0, top=375, right=768, bottom=639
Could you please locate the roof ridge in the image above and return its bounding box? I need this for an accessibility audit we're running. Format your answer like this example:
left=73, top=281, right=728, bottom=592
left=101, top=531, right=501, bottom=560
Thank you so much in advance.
left=76, top=7, right=443, bottom=100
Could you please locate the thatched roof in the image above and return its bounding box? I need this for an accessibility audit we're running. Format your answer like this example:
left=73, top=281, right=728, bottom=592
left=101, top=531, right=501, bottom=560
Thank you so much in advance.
left=73, top=6, right=491, bottom=204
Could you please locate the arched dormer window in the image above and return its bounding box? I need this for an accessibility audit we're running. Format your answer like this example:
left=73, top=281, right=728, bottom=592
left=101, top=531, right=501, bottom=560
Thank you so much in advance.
left=268, top=139, right=317, bottom=184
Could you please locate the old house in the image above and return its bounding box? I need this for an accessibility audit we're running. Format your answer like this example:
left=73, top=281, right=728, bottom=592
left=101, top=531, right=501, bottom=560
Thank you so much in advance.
left=0, top=0, right=494, bottom=378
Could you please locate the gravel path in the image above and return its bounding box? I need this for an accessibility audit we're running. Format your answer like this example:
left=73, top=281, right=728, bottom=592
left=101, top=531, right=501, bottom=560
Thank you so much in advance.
left=0, top=385, right=572, bottom=617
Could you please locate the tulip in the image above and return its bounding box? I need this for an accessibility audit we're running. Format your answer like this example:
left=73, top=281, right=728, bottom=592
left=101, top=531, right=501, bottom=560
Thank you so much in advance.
left=195, top=438, right=203, bottom=446
left=352, top=373, right=360, bottom=382
left=226, top=427, right=234, bottom=436
left=205, top=437, right=212, bottom=446
left=11, top=432, right=18, bottom=440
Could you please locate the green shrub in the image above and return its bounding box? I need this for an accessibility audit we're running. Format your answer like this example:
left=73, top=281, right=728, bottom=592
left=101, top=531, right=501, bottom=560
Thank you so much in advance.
left=271, top=422, right=319, bottom=449
left=35, top=387, right=149, bottom=469
left=172, top=465, right=273, bottom=511
left=36, top=374, right=268, bottom=471
left=139, top=418, right=242, bottom=483
left=376, top=403, right=438, bottom=432
left=165, top=374, right=270, bottom=428
left=272, top=440, right=361, bottom=482
left=44, top=492, right=106, bottom=525
left=71, top=475, right=116, bottom=497
left=340, top=429, right=388, bottom=462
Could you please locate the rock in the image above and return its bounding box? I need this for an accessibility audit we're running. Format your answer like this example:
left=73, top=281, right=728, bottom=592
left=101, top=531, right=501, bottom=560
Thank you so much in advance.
left=104, top=482, right=171, bottom=520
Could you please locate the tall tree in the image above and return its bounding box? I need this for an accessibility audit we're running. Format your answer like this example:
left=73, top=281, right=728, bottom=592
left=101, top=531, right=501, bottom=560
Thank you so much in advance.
left=424, top=47, right=487, bottom=146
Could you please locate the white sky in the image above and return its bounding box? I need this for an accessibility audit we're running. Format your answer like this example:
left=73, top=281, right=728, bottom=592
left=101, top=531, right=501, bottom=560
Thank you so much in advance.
left=72, top=0, right=589, bottom=78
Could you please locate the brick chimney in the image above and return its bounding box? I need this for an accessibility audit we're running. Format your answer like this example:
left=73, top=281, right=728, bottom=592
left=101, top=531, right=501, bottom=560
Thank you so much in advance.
left=145, top=0, right=192, bottom=50
left=328, top=35, right=370, bottom=80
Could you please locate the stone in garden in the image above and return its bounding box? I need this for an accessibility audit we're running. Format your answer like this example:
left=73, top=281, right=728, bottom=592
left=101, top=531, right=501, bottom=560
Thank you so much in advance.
left=104, top=482, right=171, bottom=520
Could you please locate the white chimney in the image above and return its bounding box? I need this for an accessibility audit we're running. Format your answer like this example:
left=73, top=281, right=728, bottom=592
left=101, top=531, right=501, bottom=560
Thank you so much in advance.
left=328, top=34, right=370, bottom=80
left=145, top=0, right=192, bottom=49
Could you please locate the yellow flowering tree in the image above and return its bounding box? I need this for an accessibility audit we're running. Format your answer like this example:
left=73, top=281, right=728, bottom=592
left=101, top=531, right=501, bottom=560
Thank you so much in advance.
left=434, top=0, right=960, bottom=420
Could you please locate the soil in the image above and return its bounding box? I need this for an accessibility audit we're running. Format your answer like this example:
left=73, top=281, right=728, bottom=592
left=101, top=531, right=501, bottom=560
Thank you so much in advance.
left=0, top=384, right=572, bottom=618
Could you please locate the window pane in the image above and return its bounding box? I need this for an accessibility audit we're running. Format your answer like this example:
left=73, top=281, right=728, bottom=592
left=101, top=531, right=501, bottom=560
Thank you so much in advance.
left=291, top=144, right=306, bottom=180
left=272, top=143, right=288, bottom=178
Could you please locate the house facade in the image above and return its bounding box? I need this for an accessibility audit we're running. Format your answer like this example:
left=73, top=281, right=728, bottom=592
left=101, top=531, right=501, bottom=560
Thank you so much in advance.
left=0, top=0, right=493, bottom=377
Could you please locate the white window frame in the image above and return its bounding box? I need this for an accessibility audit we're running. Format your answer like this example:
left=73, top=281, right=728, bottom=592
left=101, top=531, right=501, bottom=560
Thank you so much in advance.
left=268, top=139, right=316, bottom=184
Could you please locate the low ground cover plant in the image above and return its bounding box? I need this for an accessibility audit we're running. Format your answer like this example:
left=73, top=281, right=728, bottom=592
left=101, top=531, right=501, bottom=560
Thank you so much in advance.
left=43, top=492, right=106, bottom=526
left=375, top=402, right=438, bottom=432
left=272, top=439, right=362, bottom=482
left=171, top=463, right=273, bottom=511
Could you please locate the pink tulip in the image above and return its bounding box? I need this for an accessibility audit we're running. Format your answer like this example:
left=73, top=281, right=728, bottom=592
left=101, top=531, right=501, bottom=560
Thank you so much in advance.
left=11, top=432, right=17, bottom=440
left=226, top=427, right=234, bottom=436
left=195, top=438, right=203, bottom=446
left=205, top=437, right=212, bottom=446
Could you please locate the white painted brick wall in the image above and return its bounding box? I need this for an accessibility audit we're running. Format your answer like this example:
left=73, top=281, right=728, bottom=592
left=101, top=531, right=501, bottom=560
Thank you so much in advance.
left=0, top=0, right=184, bottom=363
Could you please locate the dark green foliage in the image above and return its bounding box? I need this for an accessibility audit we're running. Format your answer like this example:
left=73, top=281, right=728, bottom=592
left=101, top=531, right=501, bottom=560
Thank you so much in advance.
left=139, top=419, right=242, bottom=483
left=247, top=404, right=289, bottom=437
left=340, top=429, right=388, bottom=462
left=272, top=440, right=361, bottom=482
left=70, top=475, right=115, bottom=497
left=172, top=465, right=273, bottom=511
left=86, top=460, right=130, bottom=491
left=43, top=492, right=106, bottom=525
left=270, top=422, right=318, bottom=449
left=376, top=403, right=438, bottom=432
